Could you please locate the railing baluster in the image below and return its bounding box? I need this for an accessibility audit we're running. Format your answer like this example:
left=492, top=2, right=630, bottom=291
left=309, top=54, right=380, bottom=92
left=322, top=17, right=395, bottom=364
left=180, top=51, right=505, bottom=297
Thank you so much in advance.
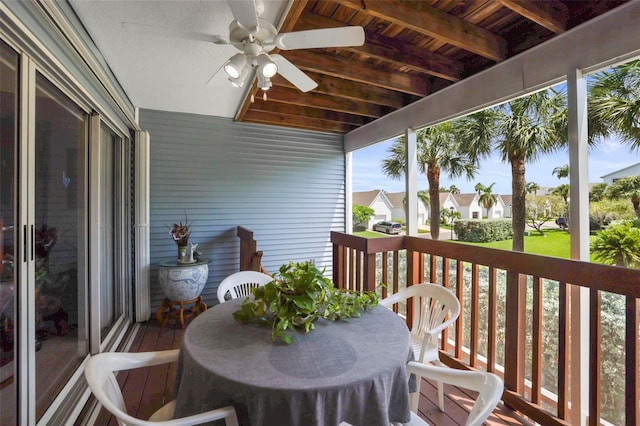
left=532, top=276, right=542, bottom=404
left=441, top=258, right=451, bottom=352
left=392, top=251, right=399, bottom=296
left=351, top=250, right=364, bottom=291
left=381, top=252, right=388, bottom=298
left=429, top=254, right=437, bottom=284
left=455, top=260, right=464, bottom=360
left=589, top=288, right=601, bottom=426
left=558, top=281, right=569, bottom=419
left=487, top=266, right=497, bottom=373
left=470, top=263, right=479, bottom=368
left=625, top=296, right=639, bottom=426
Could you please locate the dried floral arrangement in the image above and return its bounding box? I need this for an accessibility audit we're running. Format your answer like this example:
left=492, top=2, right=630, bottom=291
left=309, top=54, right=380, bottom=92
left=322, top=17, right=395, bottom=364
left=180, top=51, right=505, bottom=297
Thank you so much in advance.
left=169, top=213, right=191, bottom=246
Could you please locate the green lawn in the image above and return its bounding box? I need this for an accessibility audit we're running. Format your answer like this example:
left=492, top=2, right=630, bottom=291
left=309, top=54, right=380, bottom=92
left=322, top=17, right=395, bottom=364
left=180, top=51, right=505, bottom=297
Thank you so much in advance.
left=354, top=230, right=388, bottom=238
left=455, top=229, right=597, bottom=261
left=355, top=228, right=599, bottom=261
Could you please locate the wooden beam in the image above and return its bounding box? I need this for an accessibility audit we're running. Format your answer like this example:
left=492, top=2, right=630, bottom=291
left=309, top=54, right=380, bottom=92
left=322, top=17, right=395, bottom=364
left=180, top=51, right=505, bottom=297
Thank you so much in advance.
left=271, top=72, right=407, bottom=109
left=340, top=0, right=507, bottom=61
left=280, top=50, right=429, bottom=96
left=242, top=110, right=352, bottom=133
left=249, top=100, right=367, bottom=126
left=496, top=0, right=568, bottom=34
left=297, top=12, right=463, bottom=82
left=264, top=85, right=385, bottom=118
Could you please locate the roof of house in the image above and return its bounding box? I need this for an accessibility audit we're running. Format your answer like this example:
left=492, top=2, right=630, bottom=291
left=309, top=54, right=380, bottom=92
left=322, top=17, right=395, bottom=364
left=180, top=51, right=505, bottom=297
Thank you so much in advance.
left=501, top=195, right=513, bottom=206
left=600, top=162, right=640, bottom=179
left=385, top=192, right=405, bottom=208
left=353, top=190, right=383, bottom=207
left=453, top=193, right=478, bottom=207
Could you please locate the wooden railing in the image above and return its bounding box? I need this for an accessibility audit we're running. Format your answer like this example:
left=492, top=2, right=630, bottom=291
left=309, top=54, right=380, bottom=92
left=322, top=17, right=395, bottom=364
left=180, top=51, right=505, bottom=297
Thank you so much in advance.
left=237, top=226, right=264, bottom=273
left=331, top=232, right=640, bottom=426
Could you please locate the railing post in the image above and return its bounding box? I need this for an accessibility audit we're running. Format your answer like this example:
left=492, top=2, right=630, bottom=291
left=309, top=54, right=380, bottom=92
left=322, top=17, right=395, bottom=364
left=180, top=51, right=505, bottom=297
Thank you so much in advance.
left=504, top=271, right=526, bottom=394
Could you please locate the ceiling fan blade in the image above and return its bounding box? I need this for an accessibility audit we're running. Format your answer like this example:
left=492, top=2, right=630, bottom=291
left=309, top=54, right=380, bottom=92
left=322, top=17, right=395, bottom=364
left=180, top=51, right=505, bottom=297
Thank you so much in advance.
left=271, top=54, right=318, bottom=93
left=274, top=26, right=365, bottom=50
left=121, top=22, right=228, bottom=45
left=227, top=0, right=260, bottom=34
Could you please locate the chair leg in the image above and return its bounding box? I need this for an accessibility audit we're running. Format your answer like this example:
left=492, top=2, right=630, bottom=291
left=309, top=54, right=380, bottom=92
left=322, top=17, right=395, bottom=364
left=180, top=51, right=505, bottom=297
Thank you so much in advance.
left=432, top=358, right=445, bottom=411
left=410, top=375, right=422, bottom=412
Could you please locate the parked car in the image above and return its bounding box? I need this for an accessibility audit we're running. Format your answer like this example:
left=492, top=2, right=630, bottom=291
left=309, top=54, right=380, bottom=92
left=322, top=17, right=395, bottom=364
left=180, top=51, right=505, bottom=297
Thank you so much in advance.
left=555, top=217, right=568, bottom=230
left=372, top=221, right=402, bottom=234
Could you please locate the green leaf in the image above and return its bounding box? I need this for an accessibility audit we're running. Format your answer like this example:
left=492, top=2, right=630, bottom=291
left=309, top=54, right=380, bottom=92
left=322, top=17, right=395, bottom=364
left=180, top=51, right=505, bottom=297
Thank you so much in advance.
left=232, top=260, right=379, bottom=343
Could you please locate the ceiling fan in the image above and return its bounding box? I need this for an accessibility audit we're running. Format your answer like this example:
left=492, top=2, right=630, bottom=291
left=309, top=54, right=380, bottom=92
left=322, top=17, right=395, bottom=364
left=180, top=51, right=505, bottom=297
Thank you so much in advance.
left=124, top=0, right=365, bottom=99
left=215, top=0, right=364, bottom=98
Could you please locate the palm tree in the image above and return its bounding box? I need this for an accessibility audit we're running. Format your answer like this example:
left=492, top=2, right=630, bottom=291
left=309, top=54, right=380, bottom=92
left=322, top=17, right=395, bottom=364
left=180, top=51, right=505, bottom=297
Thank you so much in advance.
left=525, top=181, right=540, bottom=196
left=478, top=183, right=498, bottom=217
left=448, top=185, right=461, bottom=194
left=459, top=89, right=567, bottom=251
left=552, top=183, right=571, bottom=217
left=606, top=175, right=640, bottom=218
left=552, top=164, right=569, bottom=179
left=381, top=122, right=478, bottom=239
left=474, top=182, right=486, bottom=195
left=588, top=59, right=640, bottom=149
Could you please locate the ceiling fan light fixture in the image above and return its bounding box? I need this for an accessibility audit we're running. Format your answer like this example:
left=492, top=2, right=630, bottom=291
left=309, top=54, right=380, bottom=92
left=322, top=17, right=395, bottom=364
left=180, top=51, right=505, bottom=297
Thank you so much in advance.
left=228, top=64, right=249, bottom=88
left=257, top=72, right=272, bottom=91
left=257, top=53, right=277, bottom=78
left=224, top=53, right=247, bottom=79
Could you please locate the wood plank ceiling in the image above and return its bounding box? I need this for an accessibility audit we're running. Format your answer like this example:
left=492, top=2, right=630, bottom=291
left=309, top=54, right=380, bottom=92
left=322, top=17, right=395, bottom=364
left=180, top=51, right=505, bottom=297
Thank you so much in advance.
left=235, top=0, right=627, bottom=134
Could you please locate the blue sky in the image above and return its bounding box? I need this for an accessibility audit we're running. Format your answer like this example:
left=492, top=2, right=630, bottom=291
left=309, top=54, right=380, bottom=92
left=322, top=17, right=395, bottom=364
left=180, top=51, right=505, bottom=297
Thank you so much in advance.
left=352, top=137, right=640, bottom=195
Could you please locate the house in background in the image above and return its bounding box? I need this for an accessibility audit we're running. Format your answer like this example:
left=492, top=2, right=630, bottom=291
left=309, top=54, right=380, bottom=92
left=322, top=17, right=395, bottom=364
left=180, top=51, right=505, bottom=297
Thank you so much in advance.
left=600, top=162, right=640, bottom=185
left=385, top=192, right=429, bottom=226
left=352, top=190, right=394, bottom=229
left=488, top=195, right=506, bottom=219
left=453, top=193, right=483, bottom=219
left=502, top=195, right=513, bottom=218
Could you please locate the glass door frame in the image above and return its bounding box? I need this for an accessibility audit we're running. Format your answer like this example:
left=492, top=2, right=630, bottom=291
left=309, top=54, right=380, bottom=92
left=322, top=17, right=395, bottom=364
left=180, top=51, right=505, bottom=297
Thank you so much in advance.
left=89, top=114, right=131, bottom=353
left=7, top=46, right=134, bottom=426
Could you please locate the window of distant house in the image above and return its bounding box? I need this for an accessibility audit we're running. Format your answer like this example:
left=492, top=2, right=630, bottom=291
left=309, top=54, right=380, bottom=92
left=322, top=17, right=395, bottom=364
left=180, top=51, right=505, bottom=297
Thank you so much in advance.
left=472, top=212, right=479, bottom=219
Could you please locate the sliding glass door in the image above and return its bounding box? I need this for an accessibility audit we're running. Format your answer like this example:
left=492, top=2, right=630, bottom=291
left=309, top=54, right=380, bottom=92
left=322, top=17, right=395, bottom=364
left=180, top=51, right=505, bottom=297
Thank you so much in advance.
left=0, top=27, right=133, bottom=423
left=34, top=72, right=89, bottom=418
left=0, top=39, right=19, bottom=426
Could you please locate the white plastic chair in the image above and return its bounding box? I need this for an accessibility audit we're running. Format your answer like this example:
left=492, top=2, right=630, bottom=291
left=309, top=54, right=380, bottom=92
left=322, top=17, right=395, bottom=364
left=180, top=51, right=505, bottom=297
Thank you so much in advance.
left=380, top=283, right=461, bottom=411
left=216, top=270, right=273, bottom=304
left=404, top=361, right=503, bottom=426
left=84, top=349, right=239, bottom=426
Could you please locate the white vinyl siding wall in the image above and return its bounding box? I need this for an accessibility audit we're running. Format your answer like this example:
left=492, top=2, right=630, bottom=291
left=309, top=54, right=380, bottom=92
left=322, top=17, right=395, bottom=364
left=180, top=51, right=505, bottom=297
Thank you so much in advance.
left=140, top=110, right=345, bottom=311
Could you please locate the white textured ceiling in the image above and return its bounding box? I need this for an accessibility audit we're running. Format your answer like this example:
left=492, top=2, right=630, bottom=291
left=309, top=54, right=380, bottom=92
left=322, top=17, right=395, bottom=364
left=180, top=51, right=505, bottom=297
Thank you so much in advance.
left=70, top=0, right=288, bottom=119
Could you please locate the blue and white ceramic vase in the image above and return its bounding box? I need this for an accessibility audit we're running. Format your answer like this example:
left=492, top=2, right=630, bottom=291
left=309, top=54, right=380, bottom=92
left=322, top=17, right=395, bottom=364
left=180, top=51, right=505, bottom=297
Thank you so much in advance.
left=159, top=263, right=208, bottom=301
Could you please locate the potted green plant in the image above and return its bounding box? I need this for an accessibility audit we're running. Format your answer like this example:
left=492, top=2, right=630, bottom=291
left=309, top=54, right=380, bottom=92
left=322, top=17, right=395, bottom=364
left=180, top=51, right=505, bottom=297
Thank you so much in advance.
left=233, top=261, right=379, bottom=344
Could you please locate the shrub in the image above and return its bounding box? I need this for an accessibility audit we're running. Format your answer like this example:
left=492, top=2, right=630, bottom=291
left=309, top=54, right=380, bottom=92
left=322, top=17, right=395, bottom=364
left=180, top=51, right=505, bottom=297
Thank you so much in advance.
left=591, top=220, right=640, bottom=268
left=453, top=219, right=513, bottom=242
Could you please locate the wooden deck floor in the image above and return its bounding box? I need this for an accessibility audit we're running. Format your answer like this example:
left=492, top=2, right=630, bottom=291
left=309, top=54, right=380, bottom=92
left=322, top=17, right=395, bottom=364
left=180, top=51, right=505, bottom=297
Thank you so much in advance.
left=82, top=316, right=528, bottom=426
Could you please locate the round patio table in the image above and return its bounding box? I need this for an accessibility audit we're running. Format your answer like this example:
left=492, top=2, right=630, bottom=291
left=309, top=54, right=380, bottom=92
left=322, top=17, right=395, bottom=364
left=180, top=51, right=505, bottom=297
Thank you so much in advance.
left=173, top=298, right=414, bottom=426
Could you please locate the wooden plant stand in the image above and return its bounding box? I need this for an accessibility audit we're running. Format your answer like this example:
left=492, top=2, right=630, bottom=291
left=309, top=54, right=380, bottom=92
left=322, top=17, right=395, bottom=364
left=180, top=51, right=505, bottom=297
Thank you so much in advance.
left=155, top=296, right=207, bottom=328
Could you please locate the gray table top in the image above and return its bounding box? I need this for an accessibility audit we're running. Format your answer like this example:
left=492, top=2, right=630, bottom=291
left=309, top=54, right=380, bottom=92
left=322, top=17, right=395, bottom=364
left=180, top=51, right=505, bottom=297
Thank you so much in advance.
left=174, top=298, right=413, bottom=426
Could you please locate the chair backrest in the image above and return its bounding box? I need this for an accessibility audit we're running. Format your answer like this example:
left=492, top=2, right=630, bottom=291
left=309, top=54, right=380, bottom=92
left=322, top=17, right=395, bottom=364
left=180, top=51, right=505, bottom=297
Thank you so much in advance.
left=85, top=349, right=239, bottom=426
left=216, top=270, right=273, bottom=303
left=406, top=362, right=503, bottom=426
left=84, top=349, right=180, bottom=426
left=380, top=283, right=460, bottom=360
